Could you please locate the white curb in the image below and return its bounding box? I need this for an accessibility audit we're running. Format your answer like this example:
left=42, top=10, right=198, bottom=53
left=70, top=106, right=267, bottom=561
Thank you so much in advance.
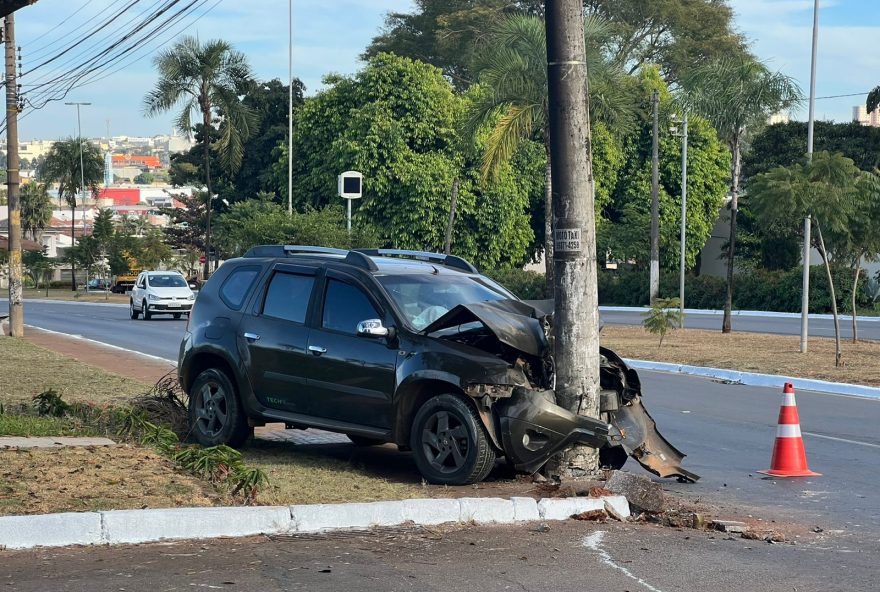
left=627, top=359, right=880, bottom=401
left=0, top=495, right=630, bottom=550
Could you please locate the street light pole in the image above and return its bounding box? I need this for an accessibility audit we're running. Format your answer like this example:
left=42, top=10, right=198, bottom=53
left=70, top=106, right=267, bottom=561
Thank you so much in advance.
left=679, top=113, right=688, bottom=328
left=287, top=0, right=293, bottom=217
left=801, top=0, right=819, bottom=353
left=65, top=101, right=91, bottom=291
left=649, top=90, right=660, bottom=304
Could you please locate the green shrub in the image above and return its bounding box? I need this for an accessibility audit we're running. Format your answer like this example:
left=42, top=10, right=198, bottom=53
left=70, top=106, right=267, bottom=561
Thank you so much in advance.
left=485, top=268, right=548, bottom=300
left=642, top=297, right=682, bottom=348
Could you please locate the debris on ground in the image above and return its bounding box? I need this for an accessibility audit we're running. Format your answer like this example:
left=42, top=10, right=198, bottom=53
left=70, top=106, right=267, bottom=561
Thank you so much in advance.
left=712, top=520, right=748, bottom=533
left=573, top=509, right=608, bottom=522
left=603, top=500, right=627, bottom=521
left=605, top=470, right=666, bottom=513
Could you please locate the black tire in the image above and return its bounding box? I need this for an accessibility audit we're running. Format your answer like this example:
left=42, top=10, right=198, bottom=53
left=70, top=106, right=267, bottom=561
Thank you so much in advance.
left=599, top=445, right=628, bottom=471
left=142, top=300, right=152, bottom=320
left=410, top=394, right=496, bottom=485
left=173, top=313, right=182, bottom=319
left=129, top=300, right=139, bottom=320
left=188, top=368, right=252, bottom=448
left=347, top=434, right=385, bottom=447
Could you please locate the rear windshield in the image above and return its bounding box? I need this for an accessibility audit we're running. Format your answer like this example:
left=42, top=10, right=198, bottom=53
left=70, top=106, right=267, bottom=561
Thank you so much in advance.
left=148, top=274, right=187, bottom=288
left=377, top=274, right=514, bottom=330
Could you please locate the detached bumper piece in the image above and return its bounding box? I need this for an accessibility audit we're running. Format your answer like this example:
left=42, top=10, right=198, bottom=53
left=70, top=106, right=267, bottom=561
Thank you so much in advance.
left=495, top=389, right=619, bottom=474
left=609, top=396, right=700, bottom=483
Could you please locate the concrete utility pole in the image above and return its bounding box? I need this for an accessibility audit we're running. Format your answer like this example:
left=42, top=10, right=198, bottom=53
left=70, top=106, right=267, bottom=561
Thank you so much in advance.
left=801, top=0, right=819, bottom=353
left=5, top=13, right=23, bottom=337
left=545, top=0, right=601, bottom=476
left=65, top=101, right=90, bottom=290
left=649, top=90, right=660, bottom=304
left=287, top=0, right=293, bottom=217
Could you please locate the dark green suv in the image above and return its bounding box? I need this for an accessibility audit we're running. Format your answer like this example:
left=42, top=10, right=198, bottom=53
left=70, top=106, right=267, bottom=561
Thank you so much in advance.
left=178, top=246, right=697, bottom=485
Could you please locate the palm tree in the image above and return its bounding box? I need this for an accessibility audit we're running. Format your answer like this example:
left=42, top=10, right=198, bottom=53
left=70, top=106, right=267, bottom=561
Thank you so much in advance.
left=40, top=138, right=104, bottom=290
left=466, top=14, right=633, bottom=293
left=681, top=56, right=802, bottom=333
left=20, top=182, right=53, bottom=243
left=143, top=36, right=256, bottom=278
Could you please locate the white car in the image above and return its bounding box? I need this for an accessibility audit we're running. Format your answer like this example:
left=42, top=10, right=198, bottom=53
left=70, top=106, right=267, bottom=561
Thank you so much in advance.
left=129, top=271, right=196, bottom=320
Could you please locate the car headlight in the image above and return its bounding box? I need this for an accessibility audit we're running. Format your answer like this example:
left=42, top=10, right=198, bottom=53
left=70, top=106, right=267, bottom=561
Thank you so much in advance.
left=148, top=294, right=160, bottom=301
left=187, top=293, right=195, bottom=300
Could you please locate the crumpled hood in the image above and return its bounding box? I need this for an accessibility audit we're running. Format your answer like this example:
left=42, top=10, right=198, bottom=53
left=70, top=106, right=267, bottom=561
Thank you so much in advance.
left=422, top=299, right=548, bottom=357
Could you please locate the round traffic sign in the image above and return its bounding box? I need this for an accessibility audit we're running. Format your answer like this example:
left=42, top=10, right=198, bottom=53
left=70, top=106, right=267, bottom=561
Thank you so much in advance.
left=199, top=255, right=207, bottom=264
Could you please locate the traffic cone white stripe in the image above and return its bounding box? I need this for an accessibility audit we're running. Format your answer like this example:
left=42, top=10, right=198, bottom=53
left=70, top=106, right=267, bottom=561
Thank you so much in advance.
left=782, top=392, right=796, bottom=406
left=776, top=424, right=802, bottom=438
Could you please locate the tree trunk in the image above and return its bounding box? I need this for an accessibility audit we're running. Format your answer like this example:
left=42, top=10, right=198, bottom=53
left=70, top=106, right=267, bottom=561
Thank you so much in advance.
left=852, top=256, right=862, bottom=343
left=444, top=178, right=459, bottom=255
left=722, top=136, right=741, bottom=333
left=202, top=110, right=213, bottom=279
left=543, top=144, right=554, bottom=297
left=815, top=220, right=841, bottom=366
left=545, top=0, right=601, bottom=477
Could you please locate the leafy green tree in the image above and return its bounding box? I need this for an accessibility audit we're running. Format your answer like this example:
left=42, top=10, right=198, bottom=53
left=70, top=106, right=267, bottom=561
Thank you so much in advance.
left=22, top=249, right=52, bottom=294
left=161, top=191, right=208, bottom=253
left=681, top=55, right=802, bottom=333
left=20, top=182, right=53, bottom=242
left=466, top=14, right=635, bottom=288
left=143, top=36, right=257, bottom=275
left=749, top=152, right=863, bottom=365
left=600, top=71, right=730, bottom=272
left=139, top=228, right=175, bottom=270
left=40, top=138, right=104, bottom=290
left=285, top=53, right=535, bottom=269
left=133, top=172, right=155, bottom=184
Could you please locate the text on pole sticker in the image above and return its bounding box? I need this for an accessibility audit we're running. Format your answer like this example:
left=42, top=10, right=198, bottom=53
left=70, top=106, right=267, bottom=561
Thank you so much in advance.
left=554, top=228, right=582, bottom=252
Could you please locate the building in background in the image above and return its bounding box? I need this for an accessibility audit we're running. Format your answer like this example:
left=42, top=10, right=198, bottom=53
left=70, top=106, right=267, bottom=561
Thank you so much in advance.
left=852, top=105, right=880, bottom=127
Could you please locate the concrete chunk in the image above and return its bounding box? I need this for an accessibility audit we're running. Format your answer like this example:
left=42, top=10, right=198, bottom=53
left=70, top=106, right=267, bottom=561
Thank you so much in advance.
left=603, top=496, right=631, bottom=521
left=401, top=499, right=461, bottom=525
left=0, top=512, right=103, bottom=549
left=537, top=497, right=604, bottom=520
left=712, top=520, right=748, bottom=533
left=291, top=501, right=406, bottom=532
left=101, top=506, right=291, bottom=544
left=458, top=498, right=515, bottom=524
left=511, top=497, right=540, bottom=522
left=605, top=471, right=666, bottom=513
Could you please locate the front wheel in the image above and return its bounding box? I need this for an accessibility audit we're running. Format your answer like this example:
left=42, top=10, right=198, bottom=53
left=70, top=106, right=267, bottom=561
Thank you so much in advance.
left=188, top=368, right=252, bottom=447
left=129, top=300, right=139, bottom=319
left=142, top=300, right=152, bottom=320
left=410, top=394, right=496, bottom=485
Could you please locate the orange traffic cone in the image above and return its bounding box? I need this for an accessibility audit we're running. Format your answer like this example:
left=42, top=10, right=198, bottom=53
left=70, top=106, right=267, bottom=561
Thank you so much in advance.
left=758, top=382, right=820, bottom=478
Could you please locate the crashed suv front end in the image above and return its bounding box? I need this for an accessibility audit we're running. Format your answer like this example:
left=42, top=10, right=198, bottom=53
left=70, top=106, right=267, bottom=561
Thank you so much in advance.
left=422, top=299, right=699, bottom=482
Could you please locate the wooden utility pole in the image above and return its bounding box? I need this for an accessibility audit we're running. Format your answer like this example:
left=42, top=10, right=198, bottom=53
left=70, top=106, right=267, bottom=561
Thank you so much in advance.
left=545, top=0, right=600, bottom=476
left=649, top=90, right=660, bottom=304
left=5, top=13, right=23, bottom=337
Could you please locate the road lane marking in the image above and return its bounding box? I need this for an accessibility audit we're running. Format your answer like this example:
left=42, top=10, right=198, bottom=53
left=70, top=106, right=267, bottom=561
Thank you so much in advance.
left=803, top=432, right=880, bottom=449
left=25, top=325, right=177, bottom=366
left=582, top=531, right=666, bottom=592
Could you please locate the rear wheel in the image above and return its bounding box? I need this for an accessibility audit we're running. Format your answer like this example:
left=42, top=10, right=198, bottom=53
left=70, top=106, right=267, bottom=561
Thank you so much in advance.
left=142, top=300, right=152, bottom=320
left=129, top=300, right=139, bottom=319
left=188, top=368, right=252, bottom=448
left=347, top=434, right=385, bottom=447
left=410, top=394, right=496, bottom=485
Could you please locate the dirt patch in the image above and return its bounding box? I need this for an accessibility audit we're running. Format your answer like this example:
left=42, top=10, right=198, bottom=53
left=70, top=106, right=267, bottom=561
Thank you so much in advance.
left=0, top=336, right=151, bottom=406
left=602, top=326, right=880, bottom=386
left=0, top=445, right=220, bottom=515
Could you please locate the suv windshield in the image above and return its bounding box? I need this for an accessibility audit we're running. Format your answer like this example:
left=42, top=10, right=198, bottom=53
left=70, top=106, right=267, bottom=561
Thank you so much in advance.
left=378, top=274, right=514, bottom=330
left=148, top=274, right=187, bottom=288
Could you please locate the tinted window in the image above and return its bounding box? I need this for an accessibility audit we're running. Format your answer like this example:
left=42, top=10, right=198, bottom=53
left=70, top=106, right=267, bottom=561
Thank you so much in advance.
left=322, top=279, right=380, bottom=335
left=148, top=274, right=187, bottom=288
left=219, top=266, right=259, bottom=310
left=263, top=272, right=314, bottom=324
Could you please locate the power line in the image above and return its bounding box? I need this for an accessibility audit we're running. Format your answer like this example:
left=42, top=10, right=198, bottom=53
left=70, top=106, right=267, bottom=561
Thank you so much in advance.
left=815, top=91, right=871, bottom=100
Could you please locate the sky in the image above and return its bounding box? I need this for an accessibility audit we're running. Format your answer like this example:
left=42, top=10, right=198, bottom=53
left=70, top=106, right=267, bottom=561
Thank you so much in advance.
left=12, top=0, right=880, bottom=141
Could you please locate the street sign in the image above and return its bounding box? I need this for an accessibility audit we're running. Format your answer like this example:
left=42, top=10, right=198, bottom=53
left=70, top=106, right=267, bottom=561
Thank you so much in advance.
left=199, top=255, right=207, bottom=264
left=338, top=171, right=363, bottom=199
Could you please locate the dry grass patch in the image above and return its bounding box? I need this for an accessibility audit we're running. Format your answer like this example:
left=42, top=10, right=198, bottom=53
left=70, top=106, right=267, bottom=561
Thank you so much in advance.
left=0, top=338, right=149, bottom=406
left=602, top=326, right=880, bottom=386
left=0, top=446, right=221, bottom=515
left=243, top=442, right=423, bottom=506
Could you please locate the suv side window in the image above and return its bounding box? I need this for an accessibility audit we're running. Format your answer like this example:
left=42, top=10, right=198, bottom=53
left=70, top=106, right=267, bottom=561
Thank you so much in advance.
left=137, top=275, right=146, bottom=289
left=262, top=272, right=314, bottom=324
left=219, top=266, right=260, bottom=310
left=322, top=279, right=380, bottom=335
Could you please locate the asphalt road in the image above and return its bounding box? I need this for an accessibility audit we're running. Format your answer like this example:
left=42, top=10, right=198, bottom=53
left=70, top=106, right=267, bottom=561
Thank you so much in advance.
left=2, top=299, right=879, bottom=589
left=600, top=307, right=880, bottom=340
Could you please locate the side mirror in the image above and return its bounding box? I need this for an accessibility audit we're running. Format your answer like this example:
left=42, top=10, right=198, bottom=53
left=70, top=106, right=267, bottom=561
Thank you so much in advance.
left=357, top=319, right=391, bottom=338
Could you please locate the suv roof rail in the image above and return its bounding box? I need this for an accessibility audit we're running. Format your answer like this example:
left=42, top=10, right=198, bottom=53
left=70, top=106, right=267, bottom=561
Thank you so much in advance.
left=354, top=249, right=478, bottom=274
left=242, top=245, right=378, bottom=272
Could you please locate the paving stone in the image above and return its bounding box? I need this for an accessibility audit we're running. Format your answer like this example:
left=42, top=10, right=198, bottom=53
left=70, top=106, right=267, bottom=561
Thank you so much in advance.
left=605, top=470, right=666, bottom=513
left=0, top=437, right=116, bottom=449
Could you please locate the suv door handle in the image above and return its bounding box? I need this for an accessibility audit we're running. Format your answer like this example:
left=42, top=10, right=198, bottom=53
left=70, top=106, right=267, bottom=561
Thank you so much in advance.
left=243, top=332, right=260, bottom=341
left=308, top=345, right=327, bottom=355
